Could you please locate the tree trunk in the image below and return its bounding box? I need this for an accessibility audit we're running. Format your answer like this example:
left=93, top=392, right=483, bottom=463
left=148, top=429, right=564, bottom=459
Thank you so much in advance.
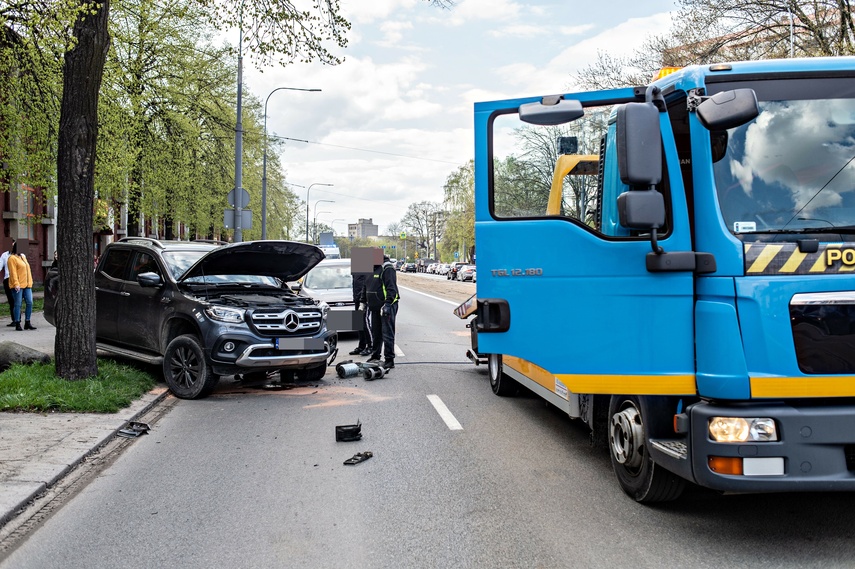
left=55, top=0, right=111, bottom=380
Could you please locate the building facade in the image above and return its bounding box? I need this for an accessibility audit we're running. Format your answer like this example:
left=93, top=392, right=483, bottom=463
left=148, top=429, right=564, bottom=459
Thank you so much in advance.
left=347, top=218, right=379, bottom=239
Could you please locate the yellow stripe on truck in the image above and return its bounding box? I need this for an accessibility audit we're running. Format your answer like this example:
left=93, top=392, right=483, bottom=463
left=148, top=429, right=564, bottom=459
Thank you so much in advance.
left=503, top=356, right=696, bottom=396
left=751, top=375, right=855, bottom=398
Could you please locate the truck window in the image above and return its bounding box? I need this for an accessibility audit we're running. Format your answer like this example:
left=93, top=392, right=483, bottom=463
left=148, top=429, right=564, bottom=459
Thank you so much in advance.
left=489, top=103, right=672, bottom=239
left=708, top=76, right=855, bottom=240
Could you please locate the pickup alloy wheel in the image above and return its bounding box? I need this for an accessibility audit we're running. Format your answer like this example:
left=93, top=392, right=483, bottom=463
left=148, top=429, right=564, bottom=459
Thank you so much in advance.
left=163, top=334, right=219, bottom=399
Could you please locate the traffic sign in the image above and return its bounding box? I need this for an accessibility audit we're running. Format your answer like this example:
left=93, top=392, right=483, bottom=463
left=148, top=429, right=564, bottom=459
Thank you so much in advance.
left=454, top=251, right=459, bottom=258
left=391, top=245, right=396, bottom=249
left=224, top=209, right=252, bottom=229
left=381, top=245, right=386, bottom=249
left=400, top=232, right=406, bottom=239
left=227, top=188, right=250, bottom=208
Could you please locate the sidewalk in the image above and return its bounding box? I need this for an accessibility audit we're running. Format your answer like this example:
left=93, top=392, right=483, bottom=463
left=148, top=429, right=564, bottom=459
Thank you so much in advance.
left=0, top=308, right=167, bottom=527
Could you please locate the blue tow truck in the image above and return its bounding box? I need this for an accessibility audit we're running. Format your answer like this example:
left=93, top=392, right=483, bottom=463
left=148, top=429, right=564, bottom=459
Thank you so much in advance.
left=462, top=57, right=855, bottom=502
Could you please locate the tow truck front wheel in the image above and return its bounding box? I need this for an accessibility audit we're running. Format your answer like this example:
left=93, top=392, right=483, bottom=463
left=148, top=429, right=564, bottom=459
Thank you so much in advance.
left=608, top=395, right=685, bottom=503
left=488, top=354, right=517, bottom=396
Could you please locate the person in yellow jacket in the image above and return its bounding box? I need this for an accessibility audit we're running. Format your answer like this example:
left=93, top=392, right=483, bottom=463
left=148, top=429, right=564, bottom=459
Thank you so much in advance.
left=8, top=241, right=36, bottom=331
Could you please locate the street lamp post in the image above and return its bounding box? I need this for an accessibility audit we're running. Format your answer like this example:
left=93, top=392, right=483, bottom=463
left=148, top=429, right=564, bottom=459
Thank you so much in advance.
left=312, top=200, right=334, bottom=243
left=261, top=87, right=321, bottom=239
left=306, top=183, right=334, bottom=242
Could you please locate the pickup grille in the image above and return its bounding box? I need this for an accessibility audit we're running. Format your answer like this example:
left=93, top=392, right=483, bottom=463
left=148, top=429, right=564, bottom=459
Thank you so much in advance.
left=250, top=308, right=322, bottom=335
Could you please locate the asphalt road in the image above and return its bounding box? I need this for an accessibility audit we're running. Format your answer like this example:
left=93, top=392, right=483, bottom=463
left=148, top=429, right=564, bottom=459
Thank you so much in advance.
left=4, top=274, right=855, bottom=568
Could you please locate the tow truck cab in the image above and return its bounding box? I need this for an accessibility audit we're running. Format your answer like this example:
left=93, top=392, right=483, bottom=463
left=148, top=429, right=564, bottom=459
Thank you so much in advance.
left=471, top=57, right=855, bottom=501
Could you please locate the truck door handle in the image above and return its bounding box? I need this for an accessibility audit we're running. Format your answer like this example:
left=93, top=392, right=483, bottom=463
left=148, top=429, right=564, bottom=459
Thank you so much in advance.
left=120, top=292, right=130, bottom=297
left=476, top=298, right=511, bottom=333
left=160, top=298, right=171, bottom=304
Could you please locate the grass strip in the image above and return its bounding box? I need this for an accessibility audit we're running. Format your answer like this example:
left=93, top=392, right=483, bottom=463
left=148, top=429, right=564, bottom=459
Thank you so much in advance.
left=0, top=360, right=156, bottom=413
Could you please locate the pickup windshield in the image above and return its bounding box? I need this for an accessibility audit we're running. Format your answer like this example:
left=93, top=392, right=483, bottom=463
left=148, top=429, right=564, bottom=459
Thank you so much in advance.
left=713, top=90, right=855, bottom=239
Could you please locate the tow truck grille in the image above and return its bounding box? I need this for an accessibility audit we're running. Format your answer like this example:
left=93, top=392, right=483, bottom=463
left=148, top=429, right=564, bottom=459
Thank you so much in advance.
left=790, top=294, right=855, bottom=374
left=250, top=308, right=322, bottom=335
left=846, top=445, right=855, bottom=472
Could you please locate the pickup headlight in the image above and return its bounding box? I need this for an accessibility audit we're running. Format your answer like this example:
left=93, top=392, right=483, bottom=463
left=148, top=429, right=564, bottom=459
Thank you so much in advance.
left=205, top=306, right=246, bottom=323
left=317, top=301, right=330, bottom=317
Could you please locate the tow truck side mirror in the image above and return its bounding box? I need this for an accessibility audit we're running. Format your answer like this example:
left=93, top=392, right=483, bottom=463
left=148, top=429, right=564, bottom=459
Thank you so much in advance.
left=519, top=96, right=584, bottom=126
left=616, top=102, right=662, bottom=187
left=696, top=89, right=759, bottom=131
left=617, top=190, right=665, bottom=230
left=615, top=102, right=666, bottom=230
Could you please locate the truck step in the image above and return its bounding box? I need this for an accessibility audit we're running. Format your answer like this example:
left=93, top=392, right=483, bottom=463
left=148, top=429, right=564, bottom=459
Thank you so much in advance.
left=650, top=439, right=687, bottom=460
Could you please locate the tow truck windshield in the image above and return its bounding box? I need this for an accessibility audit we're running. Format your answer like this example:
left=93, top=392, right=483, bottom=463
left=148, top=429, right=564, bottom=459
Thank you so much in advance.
left=713, top=90, right=855, bottom=239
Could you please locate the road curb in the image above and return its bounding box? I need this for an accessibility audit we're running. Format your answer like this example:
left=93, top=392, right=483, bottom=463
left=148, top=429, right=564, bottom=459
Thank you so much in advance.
left=0, top=388, right=170, bottom=528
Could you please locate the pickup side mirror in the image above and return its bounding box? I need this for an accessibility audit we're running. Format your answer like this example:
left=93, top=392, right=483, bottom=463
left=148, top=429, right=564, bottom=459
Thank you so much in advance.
left=616, top=102, right=662, bottom=187
left=617, top=190, right=665, bottom=230
left=696, top=89, right=759, bottom=131
left=137, top=272, right=163, bottom=288
left=519, top=96, right=584, bottom=126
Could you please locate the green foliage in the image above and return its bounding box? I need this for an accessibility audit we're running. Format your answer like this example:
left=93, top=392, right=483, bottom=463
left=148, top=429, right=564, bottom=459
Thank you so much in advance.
left=0, top=359, right=156, bottom=413
left=440, top=161, right=473, bottom=262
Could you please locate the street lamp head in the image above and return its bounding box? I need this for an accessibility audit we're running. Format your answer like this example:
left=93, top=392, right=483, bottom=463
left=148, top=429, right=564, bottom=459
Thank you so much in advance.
left=261, top=87, right=322, bottom=240
left=306, top=184, right=335, bottom=243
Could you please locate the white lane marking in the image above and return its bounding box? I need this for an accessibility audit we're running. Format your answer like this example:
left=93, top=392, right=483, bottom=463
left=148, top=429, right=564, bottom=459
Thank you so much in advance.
left=427, top=394, right=463, bottom=431
left=395, top=344, right=405, bottom=357
left=399, top=285, right=460, bottom=306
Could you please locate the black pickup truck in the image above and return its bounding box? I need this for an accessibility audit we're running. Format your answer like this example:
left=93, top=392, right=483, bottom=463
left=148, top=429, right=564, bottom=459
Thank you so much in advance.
left=45, top=238, right=336, bottom=399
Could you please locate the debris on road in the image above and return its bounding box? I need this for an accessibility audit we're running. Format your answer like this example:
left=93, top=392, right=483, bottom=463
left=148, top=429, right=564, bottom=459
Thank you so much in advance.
left=343, top=451, right=373, bottom=465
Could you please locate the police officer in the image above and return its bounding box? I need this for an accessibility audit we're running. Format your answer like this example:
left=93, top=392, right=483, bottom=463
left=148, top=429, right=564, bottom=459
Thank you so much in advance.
left=349, top=270, right=373, bottom=356
left=365, top=254, right=399, bottom=368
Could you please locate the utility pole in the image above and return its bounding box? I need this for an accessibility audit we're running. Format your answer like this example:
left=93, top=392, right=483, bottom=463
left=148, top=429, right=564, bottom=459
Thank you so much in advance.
left=233, top=16, right=244, bottom=242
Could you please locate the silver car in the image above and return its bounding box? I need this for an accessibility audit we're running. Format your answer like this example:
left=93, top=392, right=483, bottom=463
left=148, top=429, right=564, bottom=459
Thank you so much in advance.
left=296, top=258, right=359, bottom=332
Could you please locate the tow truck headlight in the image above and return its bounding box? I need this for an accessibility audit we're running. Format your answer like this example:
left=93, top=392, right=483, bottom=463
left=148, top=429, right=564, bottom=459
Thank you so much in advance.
left=205, top=306, right=246, bottom=323
left=708, top=417, right=778, bottom=442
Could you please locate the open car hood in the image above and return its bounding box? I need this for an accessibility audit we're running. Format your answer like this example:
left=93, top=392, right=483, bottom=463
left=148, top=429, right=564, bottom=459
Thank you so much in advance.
left=179, top=240, right=325, bottom=283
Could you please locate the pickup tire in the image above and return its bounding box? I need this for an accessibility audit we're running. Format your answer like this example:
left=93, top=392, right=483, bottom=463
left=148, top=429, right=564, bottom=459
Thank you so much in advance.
left=163, top=335, right=219, bottom=399
left=488, top=354, right=517, bottom=396
left=608, top=395, right=685, bottom=503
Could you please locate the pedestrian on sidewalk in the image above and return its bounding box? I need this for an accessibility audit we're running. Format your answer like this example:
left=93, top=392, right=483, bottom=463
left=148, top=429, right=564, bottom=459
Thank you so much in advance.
left=8, top=241, right=36, bottom=331
left=0, top=240, right=16, bottom=326
left=365, top=254, right=399, bottom=369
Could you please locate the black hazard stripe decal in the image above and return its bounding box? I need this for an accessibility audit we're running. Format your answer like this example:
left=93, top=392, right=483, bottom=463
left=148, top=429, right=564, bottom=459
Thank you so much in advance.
left=744, top=243, right=855, bottom=275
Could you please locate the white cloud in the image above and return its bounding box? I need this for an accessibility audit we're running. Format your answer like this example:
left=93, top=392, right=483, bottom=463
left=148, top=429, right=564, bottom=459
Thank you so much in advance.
left=481, top=12, right=674, bottom=96
left=560, top=24, right=596, bottom=36
left=487, top=25, right=543, bottom=38
left=445, top=0, right=523, bottom=26
left=240, top=6, right=677, bottom=233
left=341, top=0, right=419, bottom=24
left=378, top=20, right=414, bottom=46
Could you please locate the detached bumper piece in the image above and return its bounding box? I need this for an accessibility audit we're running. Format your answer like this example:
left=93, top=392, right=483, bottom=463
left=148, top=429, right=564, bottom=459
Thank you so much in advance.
left=343, top=451, right=373, bottom=465
left=117, top=421, right=150, bottom=439
left=336, top=422, right=362, bottom=442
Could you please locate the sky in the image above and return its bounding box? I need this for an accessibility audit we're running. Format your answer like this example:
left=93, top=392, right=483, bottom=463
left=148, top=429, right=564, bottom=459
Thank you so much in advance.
left=241, top=0, right=678, bottom=237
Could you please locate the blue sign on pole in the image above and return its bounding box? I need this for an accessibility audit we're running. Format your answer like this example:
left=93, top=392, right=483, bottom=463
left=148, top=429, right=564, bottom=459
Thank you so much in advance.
left=454, top=251, right=459, bottom=258
left=381, top=245, right=386, bottom=249
left=391, top=245, right=396, bottom=249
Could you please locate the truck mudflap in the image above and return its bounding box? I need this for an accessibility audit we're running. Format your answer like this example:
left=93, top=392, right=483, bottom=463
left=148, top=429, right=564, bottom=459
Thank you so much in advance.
left=686, top=401, right=855, bottom=492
